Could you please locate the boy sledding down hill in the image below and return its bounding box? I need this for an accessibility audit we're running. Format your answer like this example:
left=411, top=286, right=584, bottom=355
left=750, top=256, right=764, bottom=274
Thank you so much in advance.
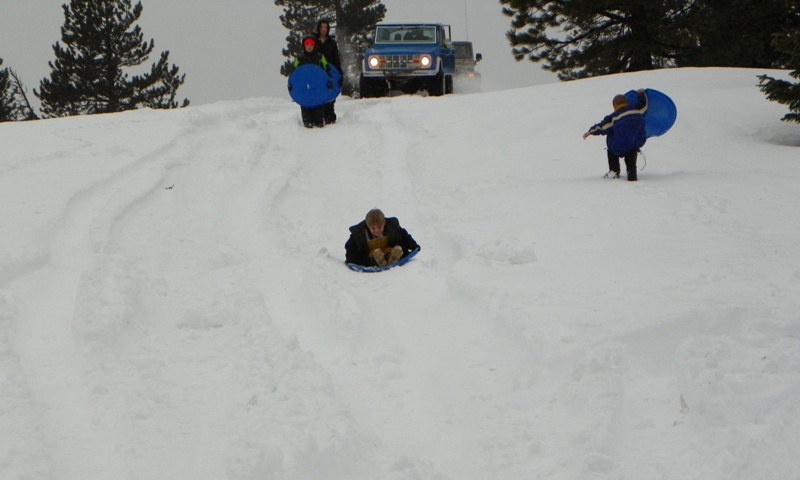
left=583, top=89, right=648, bottom=181
left=345, top=209, right=420, bottom=267
left=291, top=36, right=331, bottom=128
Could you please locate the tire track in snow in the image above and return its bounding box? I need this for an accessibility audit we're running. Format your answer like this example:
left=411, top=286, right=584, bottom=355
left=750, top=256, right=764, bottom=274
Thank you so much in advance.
left=10, top=113, right=195, bottom=478
left=369, top=98, right=420, bottom=212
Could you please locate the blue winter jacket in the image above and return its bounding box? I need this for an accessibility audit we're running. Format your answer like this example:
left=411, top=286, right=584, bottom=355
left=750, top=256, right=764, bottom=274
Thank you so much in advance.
left=587, top=91, right=648, bottom=157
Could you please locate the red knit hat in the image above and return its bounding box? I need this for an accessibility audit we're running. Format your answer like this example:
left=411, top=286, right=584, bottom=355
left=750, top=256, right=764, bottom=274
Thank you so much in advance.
left=303, top=37, right=316, bottom=48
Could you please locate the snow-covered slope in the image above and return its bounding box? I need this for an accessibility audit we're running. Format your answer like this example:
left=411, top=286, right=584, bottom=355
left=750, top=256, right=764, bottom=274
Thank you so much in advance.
left=1, top=68, right=798, bottom=480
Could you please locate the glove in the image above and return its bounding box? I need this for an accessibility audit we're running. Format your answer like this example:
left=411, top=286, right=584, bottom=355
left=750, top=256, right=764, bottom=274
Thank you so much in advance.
left=326, top=79, right=333, bottom=89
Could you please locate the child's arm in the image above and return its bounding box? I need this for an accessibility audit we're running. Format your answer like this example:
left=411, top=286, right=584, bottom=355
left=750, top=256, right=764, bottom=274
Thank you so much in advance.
left=583, top=113, right=614, bottom=138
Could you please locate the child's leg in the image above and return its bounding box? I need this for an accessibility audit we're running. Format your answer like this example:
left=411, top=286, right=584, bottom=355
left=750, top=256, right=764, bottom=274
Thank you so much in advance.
left=301, top=107, right=314, bottom=127
left=607, top=150, right=621, bottom=173
left=324, top=101, right=336, bottom=123
left=624, top=150, right=638, bottom=181
left=312, top=106, right=325, bottom=127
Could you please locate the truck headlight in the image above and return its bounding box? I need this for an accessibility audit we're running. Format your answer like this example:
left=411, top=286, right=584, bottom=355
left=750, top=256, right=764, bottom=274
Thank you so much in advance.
left=368, top=56, right=380, bottom=68
left=419, top=55, right=431, bottom=67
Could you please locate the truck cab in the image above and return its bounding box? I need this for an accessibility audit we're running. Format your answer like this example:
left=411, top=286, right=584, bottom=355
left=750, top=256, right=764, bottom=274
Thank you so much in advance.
left=360, top=23, right=456, bottom=98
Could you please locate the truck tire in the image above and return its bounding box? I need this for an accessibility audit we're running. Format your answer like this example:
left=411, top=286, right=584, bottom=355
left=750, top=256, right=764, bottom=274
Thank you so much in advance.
left=360, top=75, right=388, bottom=98
left=429, top=68, right=446, bottom=96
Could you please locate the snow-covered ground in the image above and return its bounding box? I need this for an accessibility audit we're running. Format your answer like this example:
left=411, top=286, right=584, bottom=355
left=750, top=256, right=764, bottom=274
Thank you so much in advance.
left=1, top=67, right=798, bottom=480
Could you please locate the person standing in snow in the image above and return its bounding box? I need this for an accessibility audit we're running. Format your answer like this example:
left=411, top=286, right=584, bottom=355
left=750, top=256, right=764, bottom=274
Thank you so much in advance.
left=314, top=19, right=341, bottom=125
left=583, top=89, right=648, bottom=181
left=345, top=209, right=420, bottom=267
left=291, top=36, right=330, bottom=128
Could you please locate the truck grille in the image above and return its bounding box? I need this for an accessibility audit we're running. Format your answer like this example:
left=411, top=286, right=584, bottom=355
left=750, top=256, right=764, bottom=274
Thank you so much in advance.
left=375, top=54, right=419, bottom=69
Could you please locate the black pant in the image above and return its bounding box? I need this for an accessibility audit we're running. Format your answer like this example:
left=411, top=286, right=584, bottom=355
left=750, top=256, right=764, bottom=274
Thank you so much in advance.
left=608, top=150, right=638, bottom=178
left=301, top=106, right=324, bottom=127
left=323, top=101, right=336, bottom=123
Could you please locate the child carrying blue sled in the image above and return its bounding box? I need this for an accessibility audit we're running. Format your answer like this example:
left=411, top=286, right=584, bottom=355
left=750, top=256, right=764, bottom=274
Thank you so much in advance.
left=583, top=88, right=677, bottom=181
left=583, top=89, right=648, bottom=181
left=289, top=36, right=334, bottom=128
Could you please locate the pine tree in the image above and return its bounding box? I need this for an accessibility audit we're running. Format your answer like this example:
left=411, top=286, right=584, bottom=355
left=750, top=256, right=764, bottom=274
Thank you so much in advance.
left=276, top=0, right=323, bottom=77
left=35, top=0, right=188, bottom=117
left=275, top=0, right=385, bottom=95
left=8, top=69, right=40, bottom=121
left=678, top=0, right=789, bottom=68
left=334, top=0, right=386, bottom=95
left=758, top=3, right=800, bottom=124
left=0, top=58, right=12, bottom=122
left=0, top=58, right=38, bottom=122
left=500, top=0, right=696, bottom=80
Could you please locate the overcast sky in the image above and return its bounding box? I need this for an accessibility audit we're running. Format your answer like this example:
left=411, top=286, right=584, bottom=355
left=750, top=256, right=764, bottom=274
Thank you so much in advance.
left=0, top=0, right=557, bottom=108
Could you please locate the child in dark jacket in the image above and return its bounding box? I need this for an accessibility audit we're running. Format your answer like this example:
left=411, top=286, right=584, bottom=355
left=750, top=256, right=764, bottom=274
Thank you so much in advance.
left=345, top=209, right=420, bottom=267
left=292, top=36, right=329, bottom=128
left=583, top=89, right=648, bottom=181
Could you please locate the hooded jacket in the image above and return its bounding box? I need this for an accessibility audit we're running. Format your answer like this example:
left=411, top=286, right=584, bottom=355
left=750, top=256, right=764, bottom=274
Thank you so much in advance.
left=587, top=90, right=648, bottom=157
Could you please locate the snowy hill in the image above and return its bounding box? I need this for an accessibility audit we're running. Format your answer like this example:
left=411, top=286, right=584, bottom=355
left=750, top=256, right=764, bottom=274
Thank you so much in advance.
left=1, top=68, right=798, bottom=480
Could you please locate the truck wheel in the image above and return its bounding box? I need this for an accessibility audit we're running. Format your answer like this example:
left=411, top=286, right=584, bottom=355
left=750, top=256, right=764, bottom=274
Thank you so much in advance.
left=360, top=76, right=388, bottom=98
left=445, top=75, right=454, bottom=94
left=429, top=69, right=446, bottom=96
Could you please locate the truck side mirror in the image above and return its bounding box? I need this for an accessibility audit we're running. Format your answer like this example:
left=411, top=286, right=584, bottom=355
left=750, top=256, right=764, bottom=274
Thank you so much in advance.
left=476, top=53, right=482, bottom=62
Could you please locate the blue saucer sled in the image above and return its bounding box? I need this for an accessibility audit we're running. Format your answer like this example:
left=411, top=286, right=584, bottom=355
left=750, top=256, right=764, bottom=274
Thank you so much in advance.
left=288, top=64, right=341, bottom=108
left=625, top=88, right=677, bottom=137
left=346, top=248, right=420, bottom=273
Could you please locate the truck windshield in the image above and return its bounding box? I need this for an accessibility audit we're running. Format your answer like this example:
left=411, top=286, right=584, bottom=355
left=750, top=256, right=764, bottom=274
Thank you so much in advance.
left=454, top=43, right=472, bottom=59
left=375, top=26, right=436, bottom=43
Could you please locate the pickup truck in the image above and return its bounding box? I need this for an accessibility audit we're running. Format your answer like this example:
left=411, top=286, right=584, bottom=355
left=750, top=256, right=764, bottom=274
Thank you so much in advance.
left=453, top=41, right=482, bottom=93
left=360, top=23, right=456, bottom=98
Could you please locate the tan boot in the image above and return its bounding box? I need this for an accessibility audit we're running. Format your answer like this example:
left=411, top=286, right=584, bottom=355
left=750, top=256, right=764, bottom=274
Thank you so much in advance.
left=387, top=245, right=403, bottom=264
left=371, top=248, right=387, bottom=266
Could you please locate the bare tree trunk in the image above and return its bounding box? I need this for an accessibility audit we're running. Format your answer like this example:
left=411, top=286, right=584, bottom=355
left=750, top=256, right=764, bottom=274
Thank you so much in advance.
left=333, top=0, right=357, bottom=95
